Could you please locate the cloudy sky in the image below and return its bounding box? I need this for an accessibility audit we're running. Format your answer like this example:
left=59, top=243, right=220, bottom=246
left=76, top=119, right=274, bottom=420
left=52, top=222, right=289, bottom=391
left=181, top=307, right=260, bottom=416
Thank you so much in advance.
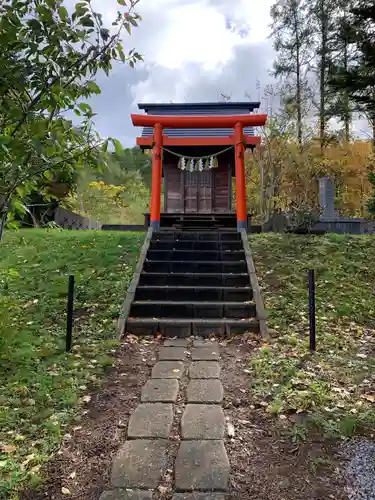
left=87, top=0, right=276, bottom=146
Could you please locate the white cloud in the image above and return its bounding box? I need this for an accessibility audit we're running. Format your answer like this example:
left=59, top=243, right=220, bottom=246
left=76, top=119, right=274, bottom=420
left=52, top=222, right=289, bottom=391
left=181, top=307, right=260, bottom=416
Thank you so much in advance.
left=81, top=0, right=276, bottom=144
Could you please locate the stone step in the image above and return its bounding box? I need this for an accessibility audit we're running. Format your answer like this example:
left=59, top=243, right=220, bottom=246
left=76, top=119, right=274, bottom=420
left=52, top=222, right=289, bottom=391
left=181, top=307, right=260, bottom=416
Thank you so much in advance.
left=129, top=301, right=257, bottom=319
left=149, top=239, right=243, bottom=251
left=175, top=440, right=229, bottom=492
left=130, top=300, right=255, bottom=318
left=172, top=494, right=226, bottom=500
left=189, top=361, right=221, bottom=379
left=186, top=379, right=224, bottom=403
left=127, top=403, right=174, bottom=438
left=100, top=490, right=152, bottom=500
left=151, top=360, right=185, bottom=378
left=141, top=378, right=179, bottom=402
left=147, top=249, right=245, bottom=262
left=135, top=285, right=253, bottom=302
left=110, top=439, right=168, bottom=489
left=181, top=404, right=225, bottom=439
left=126, top=317, right=259, bottom=337
left=152, top=231, right=241, bottom=242
left=138, top=272, right=250, bottom=287
left=191, top=345, right=220, bottom=361
left=143, top=260, right=247, bottom=274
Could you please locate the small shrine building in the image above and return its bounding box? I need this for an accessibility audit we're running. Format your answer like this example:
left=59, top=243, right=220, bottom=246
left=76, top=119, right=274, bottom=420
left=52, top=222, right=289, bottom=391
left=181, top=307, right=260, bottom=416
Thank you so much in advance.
left=131, top=102, right=267, bottom=231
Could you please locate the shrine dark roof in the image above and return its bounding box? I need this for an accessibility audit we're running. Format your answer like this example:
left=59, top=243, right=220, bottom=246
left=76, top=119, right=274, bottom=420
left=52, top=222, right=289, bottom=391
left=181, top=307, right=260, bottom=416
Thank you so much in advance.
left=137, top=102, right=261, bottom=139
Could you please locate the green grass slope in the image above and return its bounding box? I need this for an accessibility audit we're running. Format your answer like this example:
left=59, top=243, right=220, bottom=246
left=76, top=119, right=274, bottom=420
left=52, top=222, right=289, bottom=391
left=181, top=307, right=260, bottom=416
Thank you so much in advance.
left=250, top=234, right=375, bottom=439
left=0, top=229, right=143, bottom=498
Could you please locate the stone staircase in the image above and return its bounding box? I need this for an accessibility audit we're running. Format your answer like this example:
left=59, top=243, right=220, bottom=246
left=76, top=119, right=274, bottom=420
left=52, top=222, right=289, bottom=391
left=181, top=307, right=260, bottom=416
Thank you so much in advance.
left=126, top=231, right=260, bottom=338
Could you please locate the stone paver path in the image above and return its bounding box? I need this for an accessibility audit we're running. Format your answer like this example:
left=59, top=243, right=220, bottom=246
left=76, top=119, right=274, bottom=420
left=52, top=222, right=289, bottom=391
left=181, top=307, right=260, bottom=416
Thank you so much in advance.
left=100, top=338, right=229, bottom=499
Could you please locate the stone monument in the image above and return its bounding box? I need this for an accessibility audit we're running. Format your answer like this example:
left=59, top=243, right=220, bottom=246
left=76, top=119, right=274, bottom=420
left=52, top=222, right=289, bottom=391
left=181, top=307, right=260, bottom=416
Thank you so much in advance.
left=315, top=176, right=367, bottom=233
left=319, top=176, right=340, bottom=221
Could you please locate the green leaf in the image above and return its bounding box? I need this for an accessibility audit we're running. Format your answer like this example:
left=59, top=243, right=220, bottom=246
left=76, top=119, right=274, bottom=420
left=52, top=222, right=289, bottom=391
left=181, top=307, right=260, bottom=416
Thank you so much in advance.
left=8, top=268, right=20, bottom=278
left=75, top=2, right=89, bottom=16
left=80, top=15, right=95, bottom=27
left=117, top=45, right=126, bottom=63
left=87, top=81, right=101, bottom=94
left=112, top=139, right=123, bottom=155
left=58, top=6, right=69, bottom=22
left=117, top=0, right=126, bottom=5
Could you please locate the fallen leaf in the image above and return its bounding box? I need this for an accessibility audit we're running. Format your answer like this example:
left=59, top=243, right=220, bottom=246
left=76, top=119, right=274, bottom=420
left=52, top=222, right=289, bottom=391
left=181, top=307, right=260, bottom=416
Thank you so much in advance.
left=157, top=485, right=169, bottom=495
left=61, top=487, right=71, bottom=495
left=172, top=369, right=180, bottom=373
left=1, top=444, right=16, bottom=453
left=69, top=471, right=76, bottom=479
left=227, top=422, right=235, bottom=437
left=362, top=394, right=375, bottom=403
left=82, top=395, right=91, bottom=404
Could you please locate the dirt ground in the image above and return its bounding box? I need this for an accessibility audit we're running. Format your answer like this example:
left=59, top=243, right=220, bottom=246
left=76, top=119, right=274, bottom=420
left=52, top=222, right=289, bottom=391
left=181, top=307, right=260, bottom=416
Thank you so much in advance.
left=221, top=336, right=347, bottom=500
left=21, top=335, right=347, bottom=500
left=20, top=337, right=158, bottom=500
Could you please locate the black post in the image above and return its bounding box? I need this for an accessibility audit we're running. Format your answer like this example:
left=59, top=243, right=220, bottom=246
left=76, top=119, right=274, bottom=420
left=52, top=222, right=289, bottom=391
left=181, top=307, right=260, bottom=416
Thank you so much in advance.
left=308, top=269, right=316, bottom=351
left=66, top=275, right=75, bottom=352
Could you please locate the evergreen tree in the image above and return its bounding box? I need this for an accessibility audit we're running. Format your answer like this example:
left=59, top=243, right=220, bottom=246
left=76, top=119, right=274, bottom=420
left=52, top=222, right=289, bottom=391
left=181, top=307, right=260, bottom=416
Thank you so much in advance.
left=329, top=1, right=375, bottom=146
left=270, top=0, right=313, bottom=146
left=307, top=0, right=339, bottom=151
left=326, top=1, right=356, bottom=142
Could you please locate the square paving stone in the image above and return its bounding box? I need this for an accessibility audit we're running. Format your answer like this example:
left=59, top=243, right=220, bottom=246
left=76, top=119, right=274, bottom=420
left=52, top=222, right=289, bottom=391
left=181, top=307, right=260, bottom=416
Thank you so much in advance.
left=141, top=379, right=179, bottom=403
left=189, top=361, right=220, bottom=379
left=181, top=405, right=225, bottom=439
left=186, top=380, right=223, bottom=403
left=193, top=340, right=219, bottom=349
left=175, top=440, right=229, bottom=491
left=128, top=403, right=173, bottom=438
left=100, top=491, right=152, bottom=500
left=172, top=495, right=226, bottom=500
left=152, top=361, right=184, bottom=379
left=159, top=346, right=186, bottom=361
left=111, top=440, right=168, bottom=489
left=191, top=347, right=220, bottom=361
left=164, top=338, right=190, bottom=347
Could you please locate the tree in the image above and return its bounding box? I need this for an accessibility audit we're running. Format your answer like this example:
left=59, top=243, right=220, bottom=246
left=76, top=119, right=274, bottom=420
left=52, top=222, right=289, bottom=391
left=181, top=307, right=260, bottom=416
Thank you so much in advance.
left=326, top=1, right=356, bottom=142
left=270, top=0, right=313, bottom=146
left=0, top=0, right=142, bottom=240
left=328, top=1, right=375, bottom=147
left=305, top=0, right=339, bottom=152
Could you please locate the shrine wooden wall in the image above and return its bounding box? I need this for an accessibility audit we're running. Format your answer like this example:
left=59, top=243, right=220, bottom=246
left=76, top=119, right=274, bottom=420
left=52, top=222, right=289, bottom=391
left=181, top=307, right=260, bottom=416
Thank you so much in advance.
left=163, top=152, right=233, bottom=214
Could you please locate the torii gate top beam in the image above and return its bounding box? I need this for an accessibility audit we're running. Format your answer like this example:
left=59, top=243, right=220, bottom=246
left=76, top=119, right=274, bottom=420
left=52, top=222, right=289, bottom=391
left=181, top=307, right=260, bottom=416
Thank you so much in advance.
left=131, top=113, right=268, bottom=129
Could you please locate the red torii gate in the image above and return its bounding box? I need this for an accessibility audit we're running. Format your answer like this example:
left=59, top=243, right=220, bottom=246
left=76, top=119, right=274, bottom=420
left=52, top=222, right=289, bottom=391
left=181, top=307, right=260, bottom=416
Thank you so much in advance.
left=131, top=113, right=267, bottom=230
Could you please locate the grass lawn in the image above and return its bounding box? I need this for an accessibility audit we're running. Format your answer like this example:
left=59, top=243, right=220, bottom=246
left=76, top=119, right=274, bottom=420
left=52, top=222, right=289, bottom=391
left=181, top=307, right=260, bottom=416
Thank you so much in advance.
left=250, top=233, right=375, bottom=440
left=0, top=229, right=144, bottom=499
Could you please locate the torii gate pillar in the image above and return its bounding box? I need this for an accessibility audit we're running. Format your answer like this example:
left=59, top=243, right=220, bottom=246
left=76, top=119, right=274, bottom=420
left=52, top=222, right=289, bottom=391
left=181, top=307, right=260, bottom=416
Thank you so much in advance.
left=150, top=123, right=163, bottom=229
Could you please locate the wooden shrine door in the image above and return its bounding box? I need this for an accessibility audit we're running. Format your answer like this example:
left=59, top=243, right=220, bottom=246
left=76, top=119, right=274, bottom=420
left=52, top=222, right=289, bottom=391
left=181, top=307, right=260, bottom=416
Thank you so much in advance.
left=184, top=170, right=213, bottom=213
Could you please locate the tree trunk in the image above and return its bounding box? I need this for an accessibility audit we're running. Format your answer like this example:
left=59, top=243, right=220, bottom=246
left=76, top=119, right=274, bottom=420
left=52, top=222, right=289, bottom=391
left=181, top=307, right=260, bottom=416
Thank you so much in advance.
left=319, top=0, right=327, bottom=153
left=293, top=5, right=303, bottom=146
left=259, top=162, right=265, bottom=222
left=0, top=209, right=8, bottom=242
left=343, top=36, right=350, bottom=142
